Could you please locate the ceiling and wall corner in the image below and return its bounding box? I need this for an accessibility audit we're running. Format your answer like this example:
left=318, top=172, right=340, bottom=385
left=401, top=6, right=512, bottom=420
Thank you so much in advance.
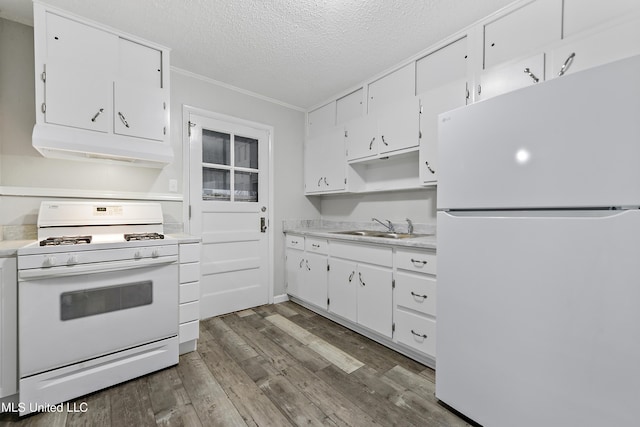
left=0, top=0, right=516, bottom=109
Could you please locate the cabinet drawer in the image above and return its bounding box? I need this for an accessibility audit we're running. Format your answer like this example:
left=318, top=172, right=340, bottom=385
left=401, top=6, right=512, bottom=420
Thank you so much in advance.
left=395, top=309, right=436, bottom=357
left=179, top=301, right=199, bottom=323
left=179, top=320, right=199, bottom=343
left=330, top=241, right=392, bottom=267
left=395, top=272, right=436, bottom=316
left=286, top=234, right=305, bottom=250
left=395, top=248, right=436, bottom=275
left=305, top=238, right=328, bottom=254
left=179, top=243, right=200, bottom=263
left=180, top=262, right=200, bottom=284
left=180, top=281, right=200, bottom=304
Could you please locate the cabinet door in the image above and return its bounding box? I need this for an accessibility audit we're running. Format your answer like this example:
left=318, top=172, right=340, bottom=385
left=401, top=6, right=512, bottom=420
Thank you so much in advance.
left=563, top=0, right=640, bottom=38
left=549, top=18, right=640, bottom=79
left=483, top=0, right=561, bottom=69
left=336, top=88, right=364, bottom=125
left=417, top=37, right=469, bottom=184
left=118, top=38, right=162, bottom=88
left=305, top=127, right=346, bottom=193
left=285, top=249, right=304, bottom=299
left=301, top=252, right=328, bottom=309
left=308, top=102, right=336, bottom=139
left=377, top=96, right=420, bottom=155
left=478, top=53, right=545, bottom=101
left=345, top=113, right=378, bottom=161
left=114, top=81, right=165, bottom=141
left=327, top=258, right=357, bottom=323
left=0, top=257, right=17, bottom=398
left=356, top=264, right=392, bottom=338
left=44, top=13, right=117, bottom=132
left=368, top=63, right=415, bottom=114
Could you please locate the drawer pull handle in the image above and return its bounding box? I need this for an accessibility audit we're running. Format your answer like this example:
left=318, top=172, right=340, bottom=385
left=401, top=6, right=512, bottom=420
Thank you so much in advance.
left=359, top=272, right=365, bottom=286
left=312, top=243, right=320, bottom=248
left=291, top=240, right=299, bottom=244
left=558, top=52, right=575, bottom=76
left=411, top=258, right=428, bottom=265
left=91, top=108, right=104, bottom=122
left=369, top=137, right=376, bottom=150
left=299, top=259, right=304, bottom=268
left=305, top=260, right=311, bottom=271
left=348, top=271, right=355, bottom=282
left=411, top=291, right=428, bottom=300
left=411, top=330, right=428, bottom=339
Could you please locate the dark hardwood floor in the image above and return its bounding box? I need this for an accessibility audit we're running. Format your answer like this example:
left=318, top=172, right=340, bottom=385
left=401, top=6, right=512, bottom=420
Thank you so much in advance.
left=0, top=302, right=470, bottom=426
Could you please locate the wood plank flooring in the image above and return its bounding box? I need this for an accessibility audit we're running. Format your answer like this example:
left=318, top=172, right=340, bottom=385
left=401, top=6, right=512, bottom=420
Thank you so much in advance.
left=0, top=302, right=472, bottom=427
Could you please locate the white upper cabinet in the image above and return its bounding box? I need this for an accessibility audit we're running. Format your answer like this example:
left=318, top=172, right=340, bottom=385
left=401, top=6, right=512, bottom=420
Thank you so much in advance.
left=483, top=0, right=562, bottom=70
left=33, top=3, right=172, bottom=166
left=367, top=63, right=415, bottom=114
left=336, top=88, right=364, bottom=124
left=416, top=36, right=469, bottom=184
left=563, top=0, right=640, bottom=38
left=305, top=101, right=346, bottom=194
left=44, top=13, right=116, bottom=133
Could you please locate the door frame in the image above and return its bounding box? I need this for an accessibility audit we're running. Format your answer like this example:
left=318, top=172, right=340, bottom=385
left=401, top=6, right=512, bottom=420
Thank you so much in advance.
left=182, top=105, right=275, bottom=305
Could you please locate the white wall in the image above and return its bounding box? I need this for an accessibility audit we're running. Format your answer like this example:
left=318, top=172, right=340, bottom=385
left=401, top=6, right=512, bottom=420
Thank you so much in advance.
left=319, top=188, right=437, bottom=226
left=0, top=17, right=320, bottom=296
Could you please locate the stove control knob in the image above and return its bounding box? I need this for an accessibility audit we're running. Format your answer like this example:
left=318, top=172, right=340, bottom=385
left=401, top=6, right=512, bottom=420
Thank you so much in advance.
left=151, top=249, right=160, bottom=258
left=44, top=256, right=57, bottom=267
left=67, top=255, right=79, bottom=265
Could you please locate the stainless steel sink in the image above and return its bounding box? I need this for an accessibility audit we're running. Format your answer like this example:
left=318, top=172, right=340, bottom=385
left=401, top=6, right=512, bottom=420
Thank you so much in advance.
left=331, top=230, right=428, bottom=239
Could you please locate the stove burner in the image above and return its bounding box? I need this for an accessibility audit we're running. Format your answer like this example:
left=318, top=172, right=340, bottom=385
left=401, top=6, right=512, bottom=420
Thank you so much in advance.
left=124, top=232, right=165, bottom=241
left=39, top=236, right=93, bottom=246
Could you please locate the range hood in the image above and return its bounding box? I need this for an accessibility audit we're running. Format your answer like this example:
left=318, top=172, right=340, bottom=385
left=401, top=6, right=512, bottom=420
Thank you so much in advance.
left=32, top=123, right=174, bottom=168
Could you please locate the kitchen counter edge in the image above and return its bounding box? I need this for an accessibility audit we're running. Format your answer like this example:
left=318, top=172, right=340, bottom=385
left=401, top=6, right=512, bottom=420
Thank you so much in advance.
left=284, top=229, right=436, bottom=250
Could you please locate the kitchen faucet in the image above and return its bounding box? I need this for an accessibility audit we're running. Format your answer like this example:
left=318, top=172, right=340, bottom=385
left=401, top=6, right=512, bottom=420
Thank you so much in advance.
left=372, top=218, right=395, bottom=232
left=406, top=218, right=414, bottom=235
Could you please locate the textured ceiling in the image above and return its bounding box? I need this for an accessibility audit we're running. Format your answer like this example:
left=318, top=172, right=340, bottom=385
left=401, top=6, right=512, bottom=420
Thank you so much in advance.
left=0, top=0, right=515, bottom=109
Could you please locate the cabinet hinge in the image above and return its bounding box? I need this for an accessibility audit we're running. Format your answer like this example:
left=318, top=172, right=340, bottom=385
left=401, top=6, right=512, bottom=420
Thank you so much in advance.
left=344, top=178, right=347, bottom=185
left=327, top=297, right=330, bottom=306
left=419, top=130, right=422, bottom=139
left=41, top=103, right=46, bottom=113
left=477, top=84, right=482, bottom=95
left=163, top=102, right=167, bottom=110
left=392, top=322, right=395, bottom=333
left=41, top=71, right=46, bottom=82
left=163, top=126, right=166, bottom=135
left=344, top=130, right=348, bottom=138
left=188, top=205, right=192, bottom=220
left=327, top=264, right=330, bottom=272
left=392, top=278, right=395, bottom=289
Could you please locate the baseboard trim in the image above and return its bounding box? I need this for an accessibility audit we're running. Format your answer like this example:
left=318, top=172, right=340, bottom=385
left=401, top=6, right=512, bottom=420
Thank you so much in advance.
left=272, top=293, right=290, bottom=304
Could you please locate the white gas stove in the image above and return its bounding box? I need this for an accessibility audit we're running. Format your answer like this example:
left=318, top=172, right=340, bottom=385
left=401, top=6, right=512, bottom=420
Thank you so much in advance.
left=17, top=201, right=179, bottom=415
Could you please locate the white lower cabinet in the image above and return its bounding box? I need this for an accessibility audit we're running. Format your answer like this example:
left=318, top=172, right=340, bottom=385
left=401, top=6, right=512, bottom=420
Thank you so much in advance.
left=0, top=257, right=17, bottom=400
left=178, top=242, right=200, bottom=354
left=393, top=248, right=437, bottom=359
left=328, top=241, right=393, bottom=338
left=285, top=233, right=436, bottom=366
left=285, top=235, right=328, bottom=310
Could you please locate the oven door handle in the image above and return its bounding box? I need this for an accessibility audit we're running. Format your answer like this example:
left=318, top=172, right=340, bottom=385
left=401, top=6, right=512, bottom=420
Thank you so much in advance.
left=18, top=256, right=178, bottom=281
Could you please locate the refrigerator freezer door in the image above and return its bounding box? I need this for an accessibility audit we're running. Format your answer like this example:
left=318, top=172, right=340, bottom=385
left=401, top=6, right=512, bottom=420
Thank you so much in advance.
left=438, top=54, right=640, bottom=210
left=436, top=209, right=640, bottom=427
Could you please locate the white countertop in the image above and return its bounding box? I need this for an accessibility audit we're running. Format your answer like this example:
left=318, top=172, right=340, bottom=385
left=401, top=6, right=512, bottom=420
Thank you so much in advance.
left=284, top=228, right=436, bottom=250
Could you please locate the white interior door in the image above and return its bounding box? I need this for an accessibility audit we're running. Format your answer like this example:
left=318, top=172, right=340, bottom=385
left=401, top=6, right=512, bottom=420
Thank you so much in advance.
left=188, top=113, right=271, bottom=319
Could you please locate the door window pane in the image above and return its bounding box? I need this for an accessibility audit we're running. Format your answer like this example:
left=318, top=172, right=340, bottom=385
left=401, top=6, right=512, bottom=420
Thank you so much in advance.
left=235, top=135, right=258, bottom=169
left=203, top=168, right=230, bottom=200
left=235, top=171, right=258, bottom=202
left=203, top=130, right=230, bottom=165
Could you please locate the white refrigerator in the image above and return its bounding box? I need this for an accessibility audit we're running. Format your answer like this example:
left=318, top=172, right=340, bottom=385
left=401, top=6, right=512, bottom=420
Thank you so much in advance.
left=436, top=54, right=640, bottom=427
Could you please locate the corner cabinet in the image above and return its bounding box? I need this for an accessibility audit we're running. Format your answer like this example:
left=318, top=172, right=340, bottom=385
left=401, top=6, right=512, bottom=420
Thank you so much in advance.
left=285, top=233, right=437, bottom=367
left=0, top=257, right=17, bottom=401
left=32, top=3, right=173, bottom=167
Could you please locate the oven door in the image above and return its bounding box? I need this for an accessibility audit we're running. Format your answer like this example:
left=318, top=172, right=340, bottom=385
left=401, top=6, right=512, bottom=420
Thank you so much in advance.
left=19, top=258, right=178, bottom=377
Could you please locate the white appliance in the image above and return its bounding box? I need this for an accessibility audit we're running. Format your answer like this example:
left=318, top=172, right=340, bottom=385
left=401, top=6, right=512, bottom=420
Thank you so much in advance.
left=17, top=201, right=179, bottom=415
left=436, top=54, right=640, bottom=427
